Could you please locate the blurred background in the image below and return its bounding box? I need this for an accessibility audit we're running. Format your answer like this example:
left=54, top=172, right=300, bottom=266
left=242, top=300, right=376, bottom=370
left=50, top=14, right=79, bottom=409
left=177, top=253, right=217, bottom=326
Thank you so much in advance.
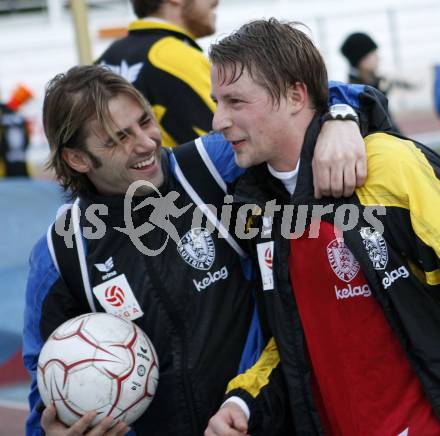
left=0, top=0, right=439, bottom=434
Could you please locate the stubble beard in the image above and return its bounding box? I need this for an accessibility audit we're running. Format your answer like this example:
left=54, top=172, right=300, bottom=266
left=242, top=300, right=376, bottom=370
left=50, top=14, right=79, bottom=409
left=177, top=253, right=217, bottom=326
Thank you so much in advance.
left=181, top=0, right=216, bottom=38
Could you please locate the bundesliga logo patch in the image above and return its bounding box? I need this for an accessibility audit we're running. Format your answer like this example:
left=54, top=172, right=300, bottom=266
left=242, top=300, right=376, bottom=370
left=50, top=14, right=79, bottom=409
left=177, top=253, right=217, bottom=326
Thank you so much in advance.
left=257, top=241, right=275, bottom=291
left=92, top=274, right=143, bottom=321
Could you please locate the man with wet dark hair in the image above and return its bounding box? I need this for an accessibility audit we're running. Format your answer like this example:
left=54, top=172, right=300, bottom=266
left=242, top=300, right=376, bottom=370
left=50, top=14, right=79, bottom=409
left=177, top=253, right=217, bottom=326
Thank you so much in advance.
left=206, top=18, right=440, bottom=436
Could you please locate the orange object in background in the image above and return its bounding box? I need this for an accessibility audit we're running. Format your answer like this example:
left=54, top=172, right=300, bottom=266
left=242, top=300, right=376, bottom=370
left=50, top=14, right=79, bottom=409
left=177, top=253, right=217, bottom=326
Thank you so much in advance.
left=6, top=84, right=33, bottom=112
left=98, top=26, right=128, bottom=39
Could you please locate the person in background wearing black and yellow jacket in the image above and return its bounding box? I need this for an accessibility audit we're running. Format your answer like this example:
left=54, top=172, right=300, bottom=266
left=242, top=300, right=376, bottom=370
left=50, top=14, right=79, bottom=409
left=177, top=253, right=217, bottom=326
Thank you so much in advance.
left=206, top=19, right=440, bottom=436
left=97, top=0, right=218, bottom=147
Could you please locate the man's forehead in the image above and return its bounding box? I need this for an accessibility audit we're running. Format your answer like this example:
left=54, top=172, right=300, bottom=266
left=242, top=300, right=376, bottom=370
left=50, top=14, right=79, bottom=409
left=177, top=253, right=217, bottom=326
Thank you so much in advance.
left=212, top=63, right=265, bottom=96
left=85, top=93, right=152, bottom=144
left=108, top=92, right=150, bottom=115
left=110, top=96, right=150, bottom=124
left=212, top=62, right=246, bottom=83
left=85, top=116, right=109, bottom=143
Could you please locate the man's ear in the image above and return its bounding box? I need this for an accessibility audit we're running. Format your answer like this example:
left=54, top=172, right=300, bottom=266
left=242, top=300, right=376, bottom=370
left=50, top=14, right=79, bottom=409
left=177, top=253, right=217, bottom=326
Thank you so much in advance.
left=62, top=148, right=91, bottom=174
left=287, top=82, right=308, bottom=113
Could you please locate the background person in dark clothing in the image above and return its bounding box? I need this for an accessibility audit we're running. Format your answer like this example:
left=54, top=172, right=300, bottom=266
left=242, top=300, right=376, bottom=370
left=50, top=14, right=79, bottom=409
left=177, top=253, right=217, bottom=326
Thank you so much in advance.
left=341, top=31, right=416, bottom=132
left=341, top=32, right=415, bottom=96
left=0, top=84, right=33, bottom=177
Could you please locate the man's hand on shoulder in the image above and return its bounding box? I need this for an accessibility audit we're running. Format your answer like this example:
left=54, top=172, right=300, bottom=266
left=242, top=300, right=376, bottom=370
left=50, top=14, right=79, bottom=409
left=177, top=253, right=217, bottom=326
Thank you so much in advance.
left=204, top=402, right=249, bottom=436
left=41, top=403, right=130, bottom=436
left=313, top=119, right=367, bottom=198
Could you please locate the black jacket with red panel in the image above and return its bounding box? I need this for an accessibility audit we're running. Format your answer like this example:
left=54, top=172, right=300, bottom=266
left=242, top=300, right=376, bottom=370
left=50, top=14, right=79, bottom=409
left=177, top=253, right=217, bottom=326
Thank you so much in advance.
left=226, top=116, right=440, bottom=434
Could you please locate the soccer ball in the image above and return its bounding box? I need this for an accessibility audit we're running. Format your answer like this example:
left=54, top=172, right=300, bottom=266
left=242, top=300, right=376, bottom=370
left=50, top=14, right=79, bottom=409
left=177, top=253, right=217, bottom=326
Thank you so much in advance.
left=37, top=312, right=159, bottom=426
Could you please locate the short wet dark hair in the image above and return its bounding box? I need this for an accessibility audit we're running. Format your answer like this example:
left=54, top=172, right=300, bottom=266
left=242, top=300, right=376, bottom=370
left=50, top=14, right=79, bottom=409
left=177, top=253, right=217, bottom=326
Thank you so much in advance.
left=209, top=18, right=328, bottom=112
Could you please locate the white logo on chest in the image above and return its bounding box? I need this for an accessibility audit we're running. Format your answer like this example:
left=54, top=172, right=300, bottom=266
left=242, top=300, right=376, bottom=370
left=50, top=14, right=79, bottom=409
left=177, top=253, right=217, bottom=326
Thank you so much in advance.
left=193, top=266, right=229, bottom=292
left=382, top=266, right=409, bottom=289
left=177, top=227, right=215, bottom=270
left=334, top=283, right=372, bottom=300
left=360, top=227, right=388, bottom=270
left=94, top=256, right=117, bottom=280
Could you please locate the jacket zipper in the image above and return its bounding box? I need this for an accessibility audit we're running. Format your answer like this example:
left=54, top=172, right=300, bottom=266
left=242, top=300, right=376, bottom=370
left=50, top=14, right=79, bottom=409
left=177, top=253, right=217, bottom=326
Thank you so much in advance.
left=147, top=266, right=200, bottom=434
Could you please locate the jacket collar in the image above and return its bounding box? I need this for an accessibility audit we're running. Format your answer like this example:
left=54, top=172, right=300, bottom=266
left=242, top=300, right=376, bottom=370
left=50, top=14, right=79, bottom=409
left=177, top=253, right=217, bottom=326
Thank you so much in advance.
left=128, top=19, right=200, bottom=50
left=292, top=114, right=321, bottom=203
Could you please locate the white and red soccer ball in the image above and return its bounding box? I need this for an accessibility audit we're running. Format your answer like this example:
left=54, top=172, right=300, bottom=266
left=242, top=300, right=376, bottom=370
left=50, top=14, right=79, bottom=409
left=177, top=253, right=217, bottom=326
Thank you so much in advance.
left=37, top=312, right=159, bottom=426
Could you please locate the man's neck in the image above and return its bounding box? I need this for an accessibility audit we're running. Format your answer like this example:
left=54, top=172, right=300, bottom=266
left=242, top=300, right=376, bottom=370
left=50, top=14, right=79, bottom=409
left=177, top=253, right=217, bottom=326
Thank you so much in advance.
left=142, top=16, right=170, bottom=25
left=268, top=110, right=314, bottom=172
left=147, top=5, right=193, bottom=38
left=267, top=160, right=300, bottom=195
left=352, top=66, right=375, bottom=84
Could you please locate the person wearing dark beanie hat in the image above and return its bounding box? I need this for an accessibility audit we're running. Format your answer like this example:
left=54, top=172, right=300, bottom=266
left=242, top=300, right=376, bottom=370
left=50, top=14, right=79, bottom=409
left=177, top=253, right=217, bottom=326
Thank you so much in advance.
left=341, top=32, right=381, bottom=91
left=340, top=31, right=413, bottom=99
left=341, top=32, right=378, bottom=68
left=341, top=32, right=384, bottom=97
left=341, top=31, right=409, bottom=133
